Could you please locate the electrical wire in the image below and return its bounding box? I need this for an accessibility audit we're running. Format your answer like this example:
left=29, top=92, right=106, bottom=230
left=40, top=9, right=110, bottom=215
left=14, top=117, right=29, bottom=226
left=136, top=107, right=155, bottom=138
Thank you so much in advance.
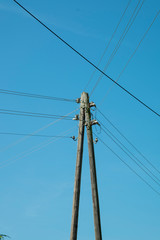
left=84, top=0, right=132, bottom=91
left=94, top=133, right=160, bottom=196
left=13, top=0, right=160, bottom=117
left=90, top=0, right=145, bottom=96
left=0, top=126, right=76, bottom=169
left=99, top=122, right=160, bottom=187
left=0, top=107, right=79, bottom=153
left=0, top=108, right=73, bottom=120
left=0, top=88, right=76, bottom=102
left=0, top=132, right=72, bottom=138
left=96, top=108, right=160, bottom=175
left=99, top=120, right=160, bottom=183
left=99, top=9, right=160, bottom=106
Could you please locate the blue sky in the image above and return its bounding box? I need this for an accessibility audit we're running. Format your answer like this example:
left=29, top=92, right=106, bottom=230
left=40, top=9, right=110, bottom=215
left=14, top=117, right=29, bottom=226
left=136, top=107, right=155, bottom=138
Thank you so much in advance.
left=0, top=0, right=160, bottom=239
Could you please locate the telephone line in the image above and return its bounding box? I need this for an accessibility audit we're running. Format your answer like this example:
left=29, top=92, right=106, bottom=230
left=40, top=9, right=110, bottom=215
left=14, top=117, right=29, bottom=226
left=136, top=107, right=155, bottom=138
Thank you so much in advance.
left=100, top=124, right=160, bottom=187
left=90, top=0, right=145, bottom=96
left=99, top=9, right=160, bottom=106
left=116, top=10, right=160, bottom=82
left=0, top=126, right=76, bottom=169
left=95, top=134, right=160, bottom=196
left=0, top=88, right=76, bottom=102
left=0, top=107, right=79, bottom=153
left=84, top=0, right=132, bottom=91
left=0, top=108, right=73, bottom=120
left=97, top=108, right=160, bottom=174
left=13, top=0, right=160, bottom=117
left=0, top=132, right=72, bottom=138
left=97, top=118, right=160, bottom=183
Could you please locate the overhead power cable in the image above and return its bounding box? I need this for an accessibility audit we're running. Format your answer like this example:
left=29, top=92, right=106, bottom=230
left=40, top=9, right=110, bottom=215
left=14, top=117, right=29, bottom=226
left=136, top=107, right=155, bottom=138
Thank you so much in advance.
left=0, top=108, right=73, bottom=120
left=84, top=0, right=132, bottom=91
left=0, top=132, right=72, bottom=138
left=98, top=118, right=160, bottom=183
left=97, top=108, right=160, bottom=175
left=90, top=0, right=145, bottom=96
left=13, top=0, right=160, bottom=117
left=99, top=9, right=160, bottom=106
left=0, top=107, right=79, bottom=153
left=99, top=122, right=160, bottom=187
left=116, top=10, right=160, bottom=82
left=0, top=126, right=76, bottom=169
left=0, top=88, right=76, bottom=102
left=95, top=134, right=160, bottom=196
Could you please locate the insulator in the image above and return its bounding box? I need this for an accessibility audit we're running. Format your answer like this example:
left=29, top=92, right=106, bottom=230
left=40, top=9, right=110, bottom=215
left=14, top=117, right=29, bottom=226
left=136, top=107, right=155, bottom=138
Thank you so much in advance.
left=73, top=114, right=79, bottom=120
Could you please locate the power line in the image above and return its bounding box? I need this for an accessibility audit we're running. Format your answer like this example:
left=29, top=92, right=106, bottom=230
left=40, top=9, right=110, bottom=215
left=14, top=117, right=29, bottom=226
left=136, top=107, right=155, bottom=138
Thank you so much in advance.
left=0, top=108, right=73, bottom=120
left=99, top=9, right=160, bottom=106
left=95, top=134, right=160, bottom=196
left=98, top=118, right=160, bottom=183
left=99, top=123, right=160, bottom=187
left=0, top=132, right=72, bottom=138
left=96, top=108, right=160, bottom=175
left=13, top=0, right=160, bottom=117
left=0, top=88, right=76, bottom=102
left=117, top=10, right=160, bottom=82
left=0, top=107, right=79, bottom=153
left=90, top=0, right=145, bottom=96
left=0, top=126, right=76, bottom=169
left=84, top=0, right=132, bottom=91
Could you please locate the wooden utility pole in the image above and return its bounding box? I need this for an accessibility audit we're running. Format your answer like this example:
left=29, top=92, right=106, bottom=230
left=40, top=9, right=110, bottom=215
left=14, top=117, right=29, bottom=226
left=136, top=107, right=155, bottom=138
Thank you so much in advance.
left=70, top=92, right=85, bottom=240
left=70, top=92, right=102, bottom=240
left=84, top=92, right=102, bottom=240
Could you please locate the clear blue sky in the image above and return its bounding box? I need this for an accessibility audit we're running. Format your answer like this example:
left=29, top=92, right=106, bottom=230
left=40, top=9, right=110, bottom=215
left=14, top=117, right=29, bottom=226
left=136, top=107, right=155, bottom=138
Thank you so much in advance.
left=0, top=0, right=160, bottom=239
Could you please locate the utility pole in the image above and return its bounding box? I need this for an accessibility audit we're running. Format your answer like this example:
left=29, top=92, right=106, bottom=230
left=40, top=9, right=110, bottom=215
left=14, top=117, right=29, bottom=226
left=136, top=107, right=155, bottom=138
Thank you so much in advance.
left=70, top=92, right=102, bottom=240
left=70, top=92, right=85, bottom=240
left=84, top=92, right=102, bottom=240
